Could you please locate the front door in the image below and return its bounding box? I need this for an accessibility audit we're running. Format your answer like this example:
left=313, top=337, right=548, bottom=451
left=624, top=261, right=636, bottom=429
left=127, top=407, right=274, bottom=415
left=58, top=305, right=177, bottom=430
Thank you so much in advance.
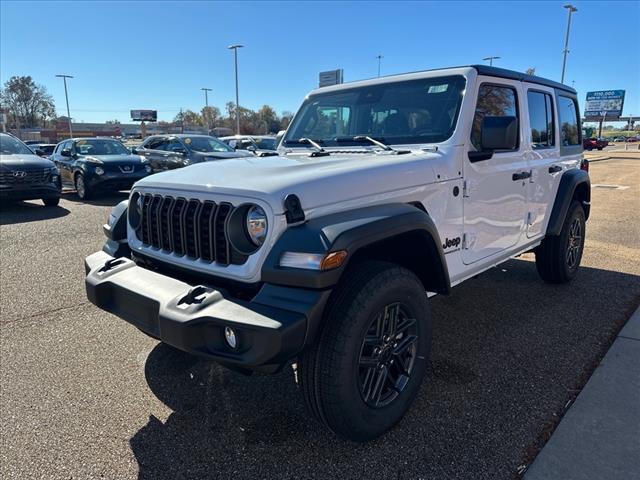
left=462, top=80, right=529, bottom=265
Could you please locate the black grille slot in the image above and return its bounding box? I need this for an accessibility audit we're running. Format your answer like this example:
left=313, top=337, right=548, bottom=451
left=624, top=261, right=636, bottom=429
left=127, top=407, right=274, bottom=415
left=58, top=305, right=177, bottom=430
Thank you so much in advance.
left=198, top=201, right=217, bottom=262
left=148, top=196, right=162, bottom=248
left=159, top=196, right=174, bottom=251
left=184, top=200, right=201, bottom=258
left=136, top=195, right=245, bottom=267
left=171, top=198, right=186, bottom=256
left=214, top=203, right=232, bottom=265
left=140, top=194, right=152, bottom=245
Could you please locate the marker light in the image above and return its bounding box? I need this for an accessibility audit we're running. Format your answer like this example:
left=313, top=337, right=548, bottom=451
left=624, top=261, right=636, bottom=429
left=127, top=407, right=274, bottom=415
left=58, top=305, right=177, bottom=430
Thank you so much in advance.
left=224, top=327, right=237, bottom=349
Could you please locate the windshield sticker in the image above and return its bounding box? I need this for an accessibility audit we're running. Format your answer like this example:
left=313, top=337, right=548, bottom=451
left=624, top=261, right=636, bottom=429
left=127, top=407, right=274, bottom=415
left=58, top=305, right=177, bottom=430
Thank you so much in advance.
left=184, top=138, right=192, bottom=144
left=428, top=84, right=449, bottom=93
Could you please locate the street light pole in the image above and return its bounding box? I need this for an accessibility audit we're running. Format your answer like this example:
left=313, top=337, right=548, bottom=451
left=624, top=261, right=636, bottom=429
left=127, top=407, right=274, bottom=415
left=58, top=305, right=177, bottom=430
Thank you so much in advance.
left=482, top=56, right=500, bottom=66
left=201, top=87, right=212, bottom=132
left=228, top=44, right=243, bottom=135
left=56, top=74, right=74, bottom=138
left=376, top=54, right=383, bottom=77
left=561, top=4, right=578, bottom=84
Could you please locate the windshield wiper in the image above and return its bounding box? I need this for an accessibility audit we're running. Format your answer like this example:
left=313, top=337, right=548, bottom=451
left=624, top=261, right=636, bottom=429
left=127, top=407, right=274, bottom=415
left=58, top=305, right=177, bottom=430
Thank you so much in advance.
left=285, top=138, right=330, bottom=157
left=351, top=136, right=409, bottom=154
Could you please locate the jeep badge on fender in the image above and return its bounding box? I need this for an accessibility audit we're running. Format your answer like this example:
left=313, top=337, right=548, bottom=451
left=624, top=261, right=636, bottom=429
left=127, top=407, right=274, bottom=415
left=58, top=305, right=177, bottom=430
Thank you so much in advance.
left=84, top=65, right=589, bottom=442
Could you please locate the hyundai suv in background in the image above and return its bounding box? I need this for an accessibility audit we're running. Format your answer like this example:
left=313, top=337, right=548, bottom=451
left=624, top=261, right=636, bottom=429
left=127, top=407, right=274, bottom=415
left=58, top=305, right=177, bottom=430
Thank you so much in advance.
left=134, top=134, right=253, bottom=172
left=0, top=133, right=61, bottom=206
left=50, top=137, right=152, bottom=200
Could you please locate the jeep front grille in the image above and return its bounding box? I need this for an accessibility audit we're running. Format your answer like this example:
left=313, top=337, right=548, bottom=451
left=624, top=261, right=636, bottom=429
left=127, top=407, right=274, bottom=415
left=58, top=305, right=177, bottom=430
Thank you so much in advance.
left=137, top=193, right=247, bottom=266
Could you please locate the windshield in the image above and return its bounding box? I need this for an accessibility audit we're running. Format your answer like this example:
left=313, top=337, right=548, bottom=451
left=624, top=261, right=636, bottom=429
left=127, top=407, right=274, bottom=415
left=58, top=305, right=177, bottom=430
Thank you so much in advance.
left=184, top=136, right=233, bottom=153
left=285, top=75, right=466, bottom=147
left=75, top=139, right=129, bottom=155
left=0, top=135, right=35, bottom=155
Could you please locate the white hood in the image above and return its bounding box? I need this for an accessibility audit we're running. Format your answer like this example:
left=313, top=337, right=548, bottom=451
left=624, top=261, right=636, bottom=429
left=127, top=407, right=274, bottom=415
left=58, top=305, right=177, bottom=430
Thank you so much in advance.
left=134, top=151, right=441, bottom=214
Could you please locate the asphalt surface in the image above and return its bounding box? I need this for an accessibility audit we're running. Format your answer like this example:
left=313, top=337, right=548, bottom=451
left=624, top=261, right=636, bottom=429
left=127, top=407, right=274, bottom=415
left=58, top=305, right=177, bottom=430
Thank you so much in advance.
left=1, top=157, right=639, bottom=479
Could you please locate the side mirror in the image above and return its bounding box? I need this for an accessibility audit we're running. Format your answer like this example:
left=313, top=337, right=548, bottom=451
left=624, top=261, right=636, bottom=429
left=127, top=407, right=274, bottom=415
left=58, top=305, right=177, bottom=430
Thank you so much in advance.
left=481, top=116, right=518, bottom=151
left=61, top=148, right=72, bottom=157
left=246, top=145, right=257, bottom=152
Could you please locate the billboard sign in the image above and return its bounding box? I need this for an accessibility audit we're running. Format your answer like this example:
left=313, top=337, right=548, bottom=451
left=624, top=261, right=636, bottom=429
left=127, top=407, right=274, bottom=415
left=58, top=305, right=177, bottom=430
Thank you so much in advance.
left=130, top=109, right=157, bottom=122
left=584, top=90, right=625, bottom=120
left=319, top=69, right=344, bottom=88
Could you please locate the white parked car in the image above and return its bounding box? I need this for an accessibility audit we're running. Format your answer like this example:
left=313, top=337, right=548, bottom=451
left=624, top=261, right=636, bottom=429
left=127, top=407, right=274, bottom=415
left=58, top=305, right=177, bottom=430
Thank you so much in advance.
left=85, top=65, right=590, bottom=441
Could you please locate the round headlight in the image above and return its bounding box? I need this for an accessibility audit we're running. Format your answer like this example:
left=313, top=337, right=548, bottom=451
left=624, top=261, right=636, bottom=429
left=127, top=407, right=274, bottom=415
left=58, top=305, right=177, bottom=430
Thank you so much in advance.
left=95, top=166, right=105, bottom=176
left=128, top=192, right=142, bottom=230
left=246, top=205, right=268, bottom=246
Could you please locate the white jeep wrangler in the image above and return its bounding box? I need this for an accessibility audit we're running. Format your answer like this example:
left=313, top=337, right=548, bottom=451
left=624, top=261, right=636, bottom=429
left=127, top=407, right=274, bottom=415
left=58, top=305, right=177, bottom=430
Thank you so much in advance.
left=85, top=65, right=590, bottom=441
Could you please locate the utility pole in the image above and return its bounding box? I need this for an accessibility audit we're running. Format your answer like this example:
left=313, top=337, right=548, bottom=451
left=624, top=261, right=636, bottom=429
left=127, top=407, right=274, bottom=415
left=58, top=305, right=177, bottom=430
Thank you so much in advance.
left=376, top=54, right=383, bottom=77
left=228, top=44, right=244, bottom=135
left=180, top=108, right=184, bottom=133
left=55, top=74, right=74, bottom=138
left=561, top=4, right=578, bottom=84
left=483, top=56, right=500, bottom=66
left=201, top=87, right=212, bottom=133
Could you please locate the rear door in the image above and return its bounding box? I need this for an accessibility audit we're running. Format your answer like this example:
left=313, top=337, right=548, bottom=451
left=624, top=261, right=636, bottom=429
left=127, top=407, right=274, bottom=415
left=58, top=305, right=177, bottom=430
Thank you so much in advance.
left=523, top=85, right=561, bottom=239
left=462, top=80, right=529, bottom=265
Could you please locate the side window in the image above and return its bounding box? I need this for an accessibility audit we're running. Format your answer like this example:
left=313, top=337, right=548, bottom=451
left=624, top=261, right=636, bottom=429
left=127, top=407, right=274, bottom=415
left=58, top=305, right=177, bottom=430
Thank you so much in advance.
left=471, top=84, right=518, bottom=151
left=146, top=138, right=166, bottom=150
left=558, top=96, right=580, bottom=146
left=527, top=91, right=555, bottom=149
left=163, top=139, right=184, bottom=152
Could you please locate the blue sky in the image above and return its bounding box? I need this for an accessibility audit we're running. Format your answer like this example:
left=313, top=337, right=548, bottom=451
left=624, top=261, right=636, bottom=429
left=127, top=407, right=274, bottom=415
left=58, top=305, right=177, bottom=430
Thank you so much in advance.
left=1, top=0, right=638, bottom=124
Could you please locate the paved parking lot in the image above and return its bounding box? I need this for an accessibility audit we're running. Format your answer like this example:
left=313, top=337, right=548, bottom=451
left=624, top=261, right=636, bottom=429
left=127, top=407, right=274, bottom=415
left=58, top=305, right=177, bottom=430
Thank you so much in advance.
left=1, top=156, right=639, bottom=479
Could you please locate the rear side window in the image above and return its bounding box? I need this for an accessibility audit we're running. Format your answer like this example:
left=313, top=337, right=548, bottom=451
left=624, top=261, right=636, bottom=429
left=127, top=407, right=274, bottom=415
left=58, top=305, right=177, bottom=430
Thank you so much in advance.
left=527, top=91, right=555, bottom=149
left=558, top=96, right=580, bottom=146
left=471, top=84, right=518, bottom=151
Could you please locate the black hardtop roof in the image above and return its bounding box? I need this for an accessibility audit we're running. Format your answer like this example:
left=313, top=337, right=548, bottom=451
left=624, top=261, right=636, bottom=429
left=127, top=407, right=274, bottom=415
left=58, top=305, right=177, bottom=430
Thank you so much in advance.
left=471, top=65, right=577, bottom=95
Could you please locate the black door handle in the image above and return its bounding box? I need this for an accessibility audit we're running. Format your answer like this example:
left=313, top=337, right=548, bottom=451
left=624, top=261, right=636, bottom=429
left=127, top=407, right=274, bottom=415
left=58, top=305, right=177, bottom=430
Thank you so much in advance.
left=548, top=165, right=562, bottom=174
left=512, top=171, right=532, bottom=181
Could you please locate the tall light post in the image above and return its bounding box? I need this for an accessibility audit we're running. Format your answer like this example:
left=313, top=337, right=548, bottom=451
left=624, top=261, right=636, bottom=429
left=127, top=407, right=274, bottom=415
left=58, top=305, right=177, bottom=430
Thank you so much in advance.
left=201, top=87, right=212, bottom=132
left=561, top=4, right=578, bottom=84
left=376, top=54, right=383, bottom=77
left=228, top=44, right=243, bottom=134
left=55, top=74, right=73, bottom=138
left=483, top=56, right=500, bottom=66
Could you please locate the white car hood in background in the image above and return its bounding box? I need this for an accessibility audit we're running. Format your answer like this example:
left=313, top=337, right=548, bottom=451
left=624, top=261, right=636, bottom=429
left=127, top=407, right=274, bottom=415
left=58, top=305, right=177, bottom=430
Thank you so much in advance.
left=134, top=151, right=440, bottom=214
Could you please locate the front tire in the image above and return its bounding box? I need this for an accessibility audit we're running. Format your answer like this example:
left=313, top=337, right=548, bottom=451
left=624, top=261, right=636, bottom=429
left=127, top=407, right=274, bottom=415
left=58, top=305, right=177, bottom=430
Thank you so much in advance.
left=75, top=174, right=91, bottom=200
left=299, top=261, right=431, bottom=441
left=42, top=197, right=60, bottom=207
left=535, top=200, right=586, bottom=283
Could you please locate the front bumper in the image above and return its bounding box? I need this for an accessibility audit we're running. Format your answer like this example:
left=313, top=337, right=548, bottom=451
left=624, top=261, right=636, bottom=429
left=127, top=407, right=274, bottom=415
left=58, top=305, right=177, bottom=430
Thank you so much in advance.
left=87, top=171, right=149, bottom=191
left=85, top=251, right=329, bottom=372
left=0, top=182, right=61, bottom=201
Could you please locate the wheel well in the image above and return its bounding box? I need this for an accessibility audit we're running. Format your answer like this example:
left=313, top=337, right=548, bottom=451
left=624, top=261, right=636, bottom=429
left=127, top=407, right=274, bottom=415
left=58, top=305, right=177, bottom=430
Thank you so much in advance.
left=573, top=181, right=590, bottom=220
left=347, top=230, right=449, bottom=294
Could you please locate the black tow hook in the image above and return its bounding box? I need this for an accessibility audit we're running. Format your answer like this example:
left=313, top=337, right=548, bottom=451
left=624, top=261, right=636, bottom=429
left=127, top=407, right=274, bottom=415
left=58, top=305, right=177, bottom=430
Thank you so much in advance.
left=98, top=258, right=126, bottom=273
left=178, top=285, right=212, bottom=305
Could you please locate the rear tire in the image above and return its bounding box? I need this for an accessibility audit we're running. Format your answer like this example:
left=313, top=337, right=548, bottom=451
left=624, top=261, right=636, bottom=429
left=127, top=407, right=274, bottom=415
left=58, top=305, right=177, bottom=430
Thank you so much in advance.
left=535, top=200, right=586, bottom=284
left=299, top=261, right=431, bottom=441
left=75, top=173, right=91, bottom=200
left=42, top=197, right=60, bottom=207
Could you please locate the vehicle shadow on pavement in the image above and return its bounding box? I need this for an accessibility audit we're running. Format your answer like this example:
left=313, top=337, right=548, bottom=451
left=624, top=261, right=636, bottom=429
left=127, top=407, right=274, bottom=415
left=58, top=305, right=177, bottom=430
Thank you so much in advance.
left=0, top=201, right=70, bottom=225
left=62, top=190, right=130, bottom=207
left=131, top=258, right=640, bottom=480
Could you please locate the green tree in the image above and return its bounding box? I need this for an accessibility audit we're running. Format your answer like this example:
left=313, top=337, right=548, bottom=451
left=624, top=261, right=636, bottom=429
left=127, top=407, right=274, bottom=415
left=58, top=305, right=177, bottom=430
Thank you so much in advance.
left=0, top=76, right=56, bottom=128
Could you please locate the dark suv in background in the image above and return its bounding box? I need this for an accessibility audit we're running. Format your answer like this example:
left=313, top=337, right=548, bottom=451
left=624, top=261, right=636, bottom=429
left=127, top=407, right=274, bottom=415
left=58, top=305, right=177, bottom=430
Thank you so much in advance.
left=50, top=137, right=152, bottom=200
left=134, top=134, right=253, bottom=172
left=0, top=133, right=61, bottom=207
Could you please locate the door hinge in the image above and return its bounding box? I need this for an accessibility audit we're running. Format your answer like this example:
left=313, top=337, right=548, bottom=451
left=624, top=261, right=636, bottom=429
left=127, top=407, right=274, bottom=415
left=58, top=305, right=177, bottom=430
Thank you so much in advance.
left=463, top=180, right=470, bottom=198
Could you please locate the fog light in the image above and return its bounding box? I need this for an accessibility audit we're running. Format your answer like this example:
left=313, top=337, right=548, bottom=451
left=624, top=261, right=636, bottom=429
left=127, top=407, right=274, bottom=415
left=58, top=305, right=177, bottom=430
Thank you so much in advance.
left=95, top=166, right=105, bottom=176
left=224, top=326, right=237, bottom=349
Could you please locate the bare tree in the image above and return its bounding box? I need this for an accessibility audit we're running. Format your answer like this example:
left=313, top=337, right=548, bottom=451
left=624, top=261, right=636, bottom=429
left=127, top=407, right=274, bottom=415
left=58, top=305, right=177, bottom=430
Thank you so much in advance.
left=0, top=76, right=56, bottom=128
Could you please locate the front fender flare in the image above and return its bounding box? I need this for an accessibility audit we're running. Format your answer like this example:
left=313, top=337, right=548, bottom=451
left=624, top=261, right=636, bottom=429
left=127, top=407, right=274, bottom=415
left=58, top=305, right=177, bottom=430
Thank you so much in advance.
left=262, top=203, right=450, bottom=293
